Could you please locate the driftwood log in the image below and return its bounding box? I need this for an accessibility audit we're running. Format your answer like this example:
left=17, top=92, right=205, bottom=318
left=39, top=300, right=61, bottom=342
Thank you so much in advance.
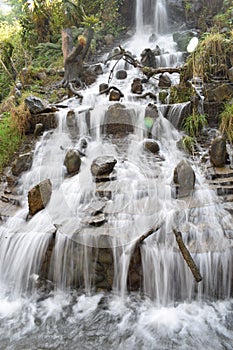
left=173, top=229, right=203, bottom=282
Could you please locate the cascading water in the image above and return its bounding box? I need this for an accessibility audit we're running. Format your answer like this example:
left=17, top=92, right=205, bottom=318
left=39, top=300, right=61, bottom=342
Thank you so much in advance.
left=0, top=1, right=233, bottom=349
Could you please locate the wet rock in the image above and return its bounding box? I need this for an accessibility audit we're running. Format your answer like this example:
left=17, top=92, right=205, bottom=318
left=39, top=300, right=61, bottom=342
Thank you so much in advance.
left=27, top=112, right=58, bottom=133
left=158, top=73, right=172, bottom=88
left=149, top=33, right=157, bottom=42
left=12, top=152, right=33, bottom=176
left=131, top=78, right=143, bottom=94
left=64, top=149, right=81, bottom=175
left=28, top=179, right=52, bottom=216
left=99, top=83, right=109, bottom=93
left=88, top=213, right=106, bottom=227
left=103, top=103, right=135, bottom=135
left=140, top=48, right=156, bottom=68
left=116, top=70, right=127, bottom=80
left=210, top=136, right=227, bottom=167
left=34, top=123, right=44, bottom=137
left=143, top=139, right=160, bottom=154
left=91, top=156, right=117, bottom=177
left=93, top=64, right=103, bottom=75
left=66, top=110, right=79, bottom=138
left=109, top=90, right=121, bottom=101
left=173, top=160, right=195, bottom=198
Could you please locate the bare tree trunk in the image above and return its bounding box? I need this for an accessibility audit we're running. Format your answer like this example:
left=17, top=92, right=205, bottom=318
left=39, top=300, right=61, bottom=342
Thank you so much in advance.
left=61, top=27, right=94, bottom=95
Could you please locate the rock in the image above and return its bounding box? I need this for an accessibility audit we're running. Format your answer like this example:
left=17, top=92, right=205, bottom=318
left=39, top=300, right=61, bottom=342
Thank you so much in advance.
left=66, top=110, right=78, bottom=138
left=88, top=213, right=106, bottom=227
left=173, top=160, right=195, bottom=198
left=143, top=139, right=160, bottom=154
left=103, top=103, right=135, bottom=135
left=140, top=48, right=156, bottom=68
left=34, top=123, right=44, bottom=137
left=25, top=96, right=49, bottom=115
left=27, top=112, right=58, bottom=133
left=209, top=136, right=227, bottom=167
left=158, top=73, right=172, bottom=88
left=149, top=33, right=157, bottom=42
left=28, top=179, right=52, bottom=216
left=131, top=78, right=143, bottom=94
left=227, top=67, right=233, bottom=82
left=173, top=30, right=196, bottom=51
left=109, top=90, right=121, bottom=101
left=93, top=64, right=103, bottom=75
left=99, top=83, right=109, bottom=93
left=36, top=71, right=47, bottom=81
left=64, top=149, right=81, bottom=175
left=91, top=156, right=117, bottom=177
left=204, top=83, right=233, bottom=102
left=115, top=69, right=127, bottom=80
left=83, top=67, right=96, bottom=86
left=12, top=152, right=33, bottom=176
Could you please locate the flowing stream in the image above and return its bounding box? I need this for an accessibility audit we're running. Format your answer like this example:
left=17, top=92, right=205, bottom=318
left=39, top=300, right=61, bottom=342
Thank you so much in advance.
left=0, top=1, right=232, bottom=349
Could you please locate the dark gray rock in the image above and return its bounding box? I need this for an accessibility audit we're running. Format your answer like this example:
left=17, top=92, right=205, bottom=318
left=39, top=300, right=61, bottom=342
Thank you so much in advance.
left=12, top=152, right=33, bottom=176
left=91, top=156, right=117, bottom=176
left=116, top=70, right=127, bottom=80
left=210, top=136, right=226, bottom=167
left=64, top=149, right=81, bottom=175
left=173, top=160, right=195, bottom=198
left=143, top=139, right=160, bottom=154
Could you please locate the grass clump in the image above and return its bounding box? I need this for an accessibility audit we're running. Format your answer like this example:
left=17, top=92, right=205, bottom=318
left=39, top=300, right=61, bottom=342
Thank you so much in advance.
left=219, top=101, right=233, bottom=143
left=182, top=112, right=208, bottom=137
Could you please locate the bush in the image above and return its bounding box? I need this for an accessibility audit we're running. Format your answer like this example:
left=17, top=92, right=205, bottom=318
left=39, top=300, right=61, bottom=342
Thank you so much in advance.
left=219, top=101, right=233, bottom=143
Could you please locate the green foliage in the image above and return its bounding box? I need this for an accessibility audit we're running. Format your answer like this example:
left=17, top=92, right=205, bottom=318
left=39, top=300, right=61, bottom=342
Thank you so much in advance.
left=182, top=135, right=195, bottom=154
left=0, top=111, right=22, bottom=170
left=169, top=85, right=195, bottom=104
left=219, top=101, right=233, bottom=143
left=182, top=112, right=207, bottom=138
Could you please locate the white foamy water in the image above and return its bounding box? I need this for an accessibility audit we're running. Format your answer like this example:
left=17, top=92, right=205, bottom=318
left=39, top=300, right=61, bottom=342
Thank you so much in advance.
left=0, top=0, right=232, bottom=349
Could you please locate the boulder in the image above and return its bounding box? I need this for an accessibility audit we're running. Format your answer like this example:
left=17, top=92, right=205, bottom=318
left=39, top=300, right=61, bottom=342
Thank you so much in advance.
left=66, top=110, right=79, bottom=138
left=173, top=160, right=195, bottom=198
left=91, top=156, right=117, bottom=177
left=173, top=30, right=197, bottom=51
left=27, top=112, right=58, bottom=133
left=25, top=96, right=49, bottom=115
left=12, top=152, right=33, bottom=176
left=209, top=136, right=226, bottom=167
left=34, top=123, right=44, bottom=137
left=143, top=139, right=160, bottom=154
left=158, top=73, right=172, bottom=88
left=64, top=149, right=81, bottom=175
left=103, top=103, right=135, bottom=135
left=82, top=67, right=96, bottom=86
left=204, top=83, right=233, bottom=102
left=116, top=70, right=127, bottom=80
left=99, top=83, right=109, bottom=93
left=131, top=78, right=143, bottom=94
left=28, top=179, right=52, bottom=216
left=140, top=48, right=156, bottom=68
left=109, top=90, right=122, bottom=101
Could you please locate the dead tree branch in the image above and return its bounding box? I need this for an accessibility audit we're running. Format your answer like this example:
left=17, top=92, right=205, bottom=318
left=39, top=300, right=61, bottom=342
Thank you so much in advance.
left=173, top=229, right=202, bottom=283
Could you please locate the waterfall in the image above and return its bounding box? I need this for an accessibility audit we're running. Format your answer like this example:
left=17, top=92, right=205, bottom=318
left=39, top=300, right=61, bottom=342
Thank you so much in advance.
left=136, top=0, right=168, bottom=34
left=0, top=1, right=232, bottom=348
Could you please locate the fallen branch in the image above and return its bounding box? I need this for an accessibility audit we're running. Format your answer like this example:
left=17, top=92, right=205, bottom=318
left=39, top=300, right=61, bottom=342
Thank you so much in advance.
left=173, top=229, right=202, bottom=283
left=135, top=222, right=163, bottom=246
